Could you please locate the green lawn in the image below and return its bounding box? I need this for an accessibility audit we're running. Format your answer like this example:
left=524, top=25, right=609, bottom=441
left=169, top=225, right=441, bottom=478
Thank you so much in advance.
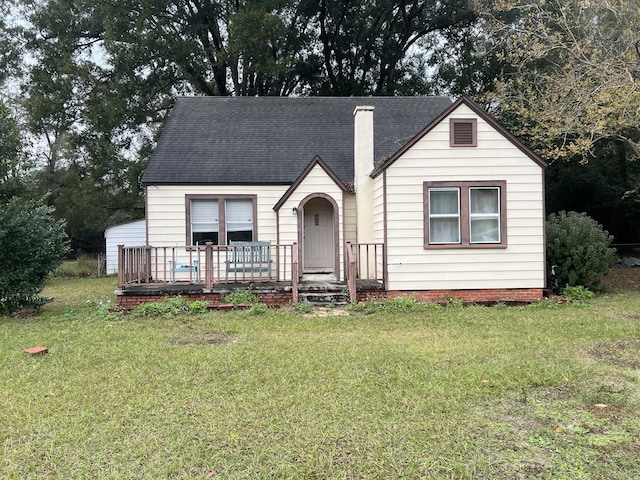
left=1, top=277, right=639, bottom=479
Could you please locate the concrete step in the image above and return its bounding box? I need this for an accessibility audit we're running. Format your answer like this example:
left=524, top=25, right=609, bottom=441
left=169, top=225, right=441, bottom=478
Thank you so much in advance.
left=298, top=281, right=346, bottom=293
left=299, top=291, right=349, bottom=306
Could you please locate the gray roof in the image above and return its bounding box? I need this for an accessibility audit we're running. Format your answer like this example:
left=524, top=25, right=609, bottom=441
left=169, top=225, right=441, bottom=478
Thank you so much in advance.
left=141, top=96, right=453, bottom=185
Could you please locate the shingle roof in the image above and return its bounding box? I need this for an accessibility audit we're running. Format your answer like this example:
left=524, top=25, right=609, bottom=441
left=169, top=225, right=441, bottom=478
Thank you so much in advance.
left=141, top=96, right=453, bottom=185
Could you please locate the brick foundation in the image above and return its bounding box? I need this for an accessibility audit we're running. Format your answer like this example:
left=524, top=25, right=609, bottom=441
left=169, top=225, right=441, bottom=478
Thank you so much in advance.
left=115, top=284, right=294, bottom=310
left=115, top=285, right=544, bottom=309
left=385, top=288, right=545, bottom=304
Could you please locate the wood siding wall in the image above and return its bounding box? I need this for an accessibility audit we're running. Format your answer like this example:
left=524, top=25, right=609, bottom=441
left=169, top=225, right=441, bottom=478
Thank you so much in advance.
left=383, top=104, right=545, bottom=291
left=146, top=185, right=287, bottom=247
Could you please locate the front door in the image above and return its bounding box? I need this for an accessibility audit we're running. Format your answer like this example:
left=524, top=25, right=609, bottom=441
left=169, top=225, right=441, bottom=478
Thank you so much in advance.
left=303, top=198, right=334, bottom=273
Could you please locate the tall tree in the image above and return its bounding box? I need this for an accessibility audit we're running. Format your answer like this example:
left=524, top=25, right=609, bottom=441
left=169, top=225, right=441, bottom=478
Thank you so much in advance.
left=310, top=0, right=477, bottom=95
left=483, top=0, right=640, bottom=161
left=0, top=0, right=23, bottom=86
left=15, top=0, right=480, bottom=252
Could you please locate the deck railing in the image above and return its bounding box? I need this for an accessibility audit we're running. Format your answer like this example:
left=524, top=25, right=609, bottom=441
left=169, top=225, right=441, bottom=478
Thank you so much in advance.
left=117, top=242, right=298, bottom=291
left=345, top=242, right=385, bottom=302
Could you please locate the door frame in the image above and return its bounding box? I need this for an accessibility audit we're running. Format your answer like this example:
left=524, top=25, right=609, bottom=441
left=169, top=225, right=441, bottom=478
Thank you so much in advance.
left=297, top=193, right=340, bottom=277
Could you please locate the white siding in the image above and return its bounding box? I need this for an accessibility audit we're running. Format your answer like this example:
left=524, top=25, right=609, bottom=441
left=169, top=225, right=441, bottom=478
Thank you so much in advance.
left=104, top=219, right=146, bottom=274
left=344, top=193, right=357, bottom=245
left=384, top=103, right=545, bottom=291
left=146, top=185, right=287, bottom=246
left=372, top=174, right=385, bottom=244
left=146, top=166, right=348, bottom=278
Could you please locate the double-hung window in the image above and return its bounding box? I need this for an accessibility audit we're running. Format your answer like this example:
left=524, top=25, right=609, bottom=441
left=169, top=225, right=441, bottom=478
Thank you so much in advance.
left=190, top=199, right=219, bottom=245
left=428, top=187, right=461, bottom=244
left=225, top=199, right=253, bottom=243
left=187, top=195, right=256, bottom=245
left=424, top=181, right=506, bottom=248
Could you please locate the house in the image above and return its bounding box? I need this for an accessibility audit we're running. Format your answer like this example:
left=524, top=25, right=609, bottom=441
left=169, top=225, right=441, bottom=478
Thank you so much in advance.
left=116, top=95, right=547, bottom=307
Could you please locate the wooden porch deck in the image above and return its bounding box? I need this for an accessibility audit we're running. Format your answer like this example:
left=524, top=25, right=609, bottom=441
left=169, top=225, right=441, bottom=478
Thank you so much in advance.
left=115, top=242, right=385, bottom=308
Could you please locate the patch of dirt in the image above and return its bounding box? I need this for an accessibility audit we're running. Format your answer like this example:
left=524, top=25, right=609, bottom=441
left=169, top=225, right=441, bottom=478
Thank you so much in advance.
left=601, top=265, right=640, bottom=291
left=588, top=339, right=640, bottom=369
left=168, top=332, right=239, bottom=346
left=311, top=307, right=350, bottom=317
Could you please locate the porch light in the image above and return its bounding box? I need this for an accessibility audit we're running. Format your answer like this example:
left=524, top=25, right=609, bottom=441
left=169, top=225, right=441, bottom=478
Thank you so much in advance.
left=292, top=207, right=298, bottom=215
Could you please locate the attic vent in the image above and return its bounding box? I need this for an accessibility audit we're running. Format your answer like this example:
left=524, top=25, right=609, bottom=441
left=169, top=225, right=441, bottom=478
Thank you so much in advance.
left=450, top=119, right=477, bottom=147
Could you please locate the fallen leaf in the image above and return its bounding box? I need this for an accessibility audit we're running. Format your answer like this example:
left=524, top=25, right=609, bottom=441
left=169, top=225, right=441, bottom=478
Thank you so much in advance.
left=593, top=403, right=608, bottom=409
left=555, top=427, right=564, bottom=433
left=205, top=470, right=216, bottom=479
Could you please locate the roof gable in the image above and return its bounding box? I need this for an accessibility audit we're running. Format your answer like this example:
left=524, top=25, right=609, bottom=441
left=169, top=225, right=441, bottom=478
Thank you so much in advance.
left=141, top=96, right=453, bottom=186
left=273, top=155, right=347, bottom=211
left=371, top=96, right=547, bottom=177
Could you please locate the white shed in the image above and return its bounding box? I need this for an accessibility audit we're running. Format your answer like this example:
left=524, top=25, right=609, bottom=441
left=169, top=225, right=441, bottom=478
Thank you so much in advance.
left=104, top=219, right=147, bottom=275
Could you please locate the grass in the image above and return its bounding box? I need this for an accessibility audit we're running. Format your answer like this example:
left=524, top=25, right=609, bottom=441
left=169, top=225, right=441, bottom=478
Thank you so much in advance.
left=1, top=278, right=639, bottom=479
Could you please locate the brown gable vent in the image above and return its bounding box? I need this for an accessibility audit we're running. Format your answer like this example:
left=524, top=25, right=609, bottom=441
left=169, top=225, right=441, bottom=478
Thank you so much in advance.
left=450, top=119, right=477, bottom=147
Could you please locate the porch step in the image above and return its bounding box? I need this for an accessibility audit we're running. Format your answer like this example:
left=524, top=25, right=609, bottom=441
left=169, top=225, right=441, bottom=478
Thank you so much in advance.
left=298, top=281, right=348, bottom=306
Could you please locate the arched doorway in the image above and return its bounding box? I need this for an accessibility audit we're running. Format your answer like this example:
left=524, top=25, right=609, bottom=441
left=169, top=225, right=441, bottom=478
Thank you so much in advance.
left=301, top=196, right=337, bottom=274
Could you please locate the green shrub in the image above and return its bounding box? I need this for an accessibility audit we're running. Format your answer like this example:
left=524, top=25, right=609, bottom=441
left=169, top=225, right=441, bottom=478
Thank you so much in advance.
left=546, top=211, right=616, bottom=291
left=0, top=197, right=70, bottom=313
left=222, top=288, right=259, bottom=305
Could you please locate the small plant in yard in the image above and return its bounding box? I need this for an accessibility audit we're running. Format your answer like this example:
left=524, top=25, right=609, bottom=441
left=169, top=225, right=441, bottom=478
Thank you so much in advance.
left=528, top=298, right=563, bottom=309
left=248, top=303, right=268, bottom=315
left=222, top=288, right=259, bottom=306
left=444, top=297, right=464, bottom=308
left=342, top=285, right=351, bottom=303
left=345, top=297, right=383, bottom=314
left=131, top=297, right=207, bottom=317
left=292, top=300, right=313, bottom=313
left=383, top=296, right=418, bottom=311
left=562, top=285, right=594, bottom=303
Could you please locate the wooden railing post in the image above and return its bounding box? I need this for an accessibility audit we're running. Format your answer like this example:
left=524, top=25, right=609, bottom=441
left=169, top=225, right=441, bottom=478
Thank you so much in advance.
left=346, top=242, right=357, bottom=303
left=205, top=242, right=214, bottom=290
left=292, top=242, right=299, bottom=303
left=117, top=245, right=125, bottom=289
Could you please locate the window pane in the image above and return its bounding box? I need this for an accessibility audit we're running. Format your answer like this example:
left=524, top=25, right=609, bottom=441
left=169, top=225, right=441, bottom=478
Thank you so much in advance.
left=470, top=188, right=500, bottom=243
left=430, top=189, right=459, bottom=215
left=191, top=200, right=219, bottom=245
left=226, top=199, right=253, bottom=243
left=470, top=219, right=499, bottom=243
left=193, top=231, right=219, bottom=245
left=429, top=188, right=460, bottom=244
left=430, top=218, right=461, bottom=243
left=470, top=188, right=499, bottom=214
